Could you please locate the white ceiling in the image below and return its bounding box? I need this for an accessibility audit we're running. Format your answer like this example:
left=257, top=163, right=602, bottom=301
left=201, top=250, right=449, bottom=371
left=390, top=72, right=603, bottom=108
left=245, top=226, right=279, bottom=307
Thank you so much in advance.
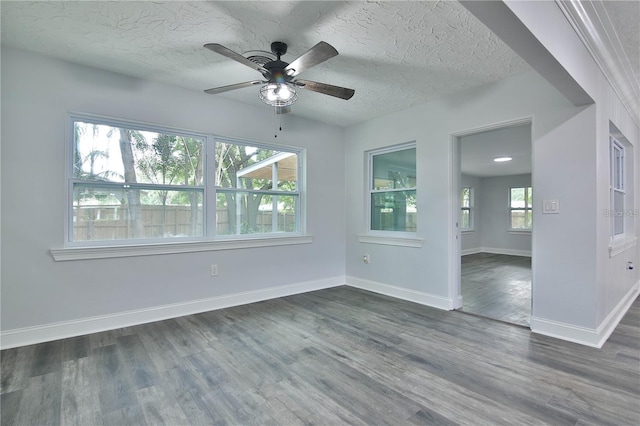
left=461, top=124, right=531, bottom=177
left=0, top=0, right=532, bottom=127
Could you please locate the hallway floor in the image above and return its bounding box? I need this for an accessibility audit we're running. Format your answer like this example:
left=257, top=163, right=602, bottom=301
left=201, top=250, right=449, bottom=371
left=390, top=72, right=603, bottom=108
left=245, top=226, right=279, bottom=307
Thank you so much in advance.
left=461, top=252, right=531, bottom=326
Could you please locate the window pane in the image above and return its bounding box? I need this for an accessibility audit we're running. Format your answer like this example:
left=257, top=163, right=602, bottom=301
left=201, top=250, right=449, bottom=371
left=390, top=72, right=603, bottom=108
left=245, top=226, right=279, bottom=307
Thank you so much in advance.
left=614, top=145, right=623, bottom=190
left=461, top=187, right=470, bottom=208
left=73, top=121, right=204, bottom=186
left=510, top=188, right=525, bottom=208
left=371, top=190, right=416, bottom=232
left=510, top=210, right=531, bottom=229
left=372, top=148, right=416, bottom=190
left=216, top=190, right=298, bottom=235
left=461, top=209, right=470, bottom=229
left=73, top=184, right=203, bottom=241
left=216, top=142, right=297, bottom=192
left=276, top=195, right=298, bottom=232
left=526, top=187, right=533, bottom=208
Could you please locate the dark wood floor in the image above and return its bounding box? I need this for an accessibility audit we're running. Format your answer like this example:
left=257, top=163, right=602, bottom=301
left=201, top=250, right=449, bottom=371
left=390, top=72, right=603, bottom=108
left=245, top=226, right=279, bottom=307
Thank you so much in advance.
left=2, top=286, right=639, bottom=426
left=461, top=253, right=531, bottom=326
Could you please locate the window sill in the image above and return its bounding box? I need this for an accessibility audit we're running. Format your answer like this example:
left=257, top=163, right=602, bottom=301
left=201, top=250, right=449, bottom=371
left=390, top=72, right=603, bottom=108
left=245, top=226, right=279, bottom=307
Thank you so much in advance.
left=508, top=230, right=532, bottom=235
left=609, top=236, right=638, bottom=258
left=461, top=230, right=475, bottom=234
left=357, top=234, right=424, bottom=248
left=50, top=235, right=313, bottom=261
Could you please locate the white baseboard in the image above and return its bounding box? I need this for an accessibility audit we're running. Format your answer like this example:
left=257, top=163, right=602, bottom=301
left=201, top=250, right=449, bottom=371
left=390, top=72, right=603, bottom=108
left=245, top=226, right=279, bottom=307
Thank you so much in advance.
left=531, top=280, right=640, bottom=348
left=0, top=276, right=345, bottom=350
left=462, top=247, right=531, bottom=257
left=345, top=275, right=453, bottom=310
left=461, top=247, right=481, bottom=256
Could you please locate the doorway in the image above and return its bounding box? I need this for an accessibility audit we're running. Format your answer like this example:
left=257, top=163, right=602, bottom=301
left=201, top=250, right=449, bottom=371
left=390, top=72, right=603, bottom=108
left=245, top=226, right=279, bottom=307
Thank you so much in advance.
left=452, top=120, right=533, bottom=327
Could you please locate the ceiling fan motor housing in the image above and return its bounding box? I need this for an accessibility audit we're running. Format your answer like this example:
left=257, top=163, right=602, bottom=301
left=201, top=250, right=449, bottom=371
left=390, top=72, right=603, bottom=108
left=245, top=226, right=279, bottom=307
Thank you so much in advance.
left=271, top=41, right=288, bottom=58
left=263, top=60, right=291, bottom=82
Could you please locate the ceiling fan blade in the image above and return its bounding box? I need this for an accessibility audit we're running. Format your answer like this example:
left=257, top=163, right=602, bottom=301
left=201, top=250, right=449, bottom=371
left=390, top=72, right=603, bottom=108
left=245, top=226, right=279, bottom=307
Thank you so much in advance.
left=294, top=79, right=355, bottom=100
left=285, top=41, right=338, bottom=77
left=204, top=80, right=264, bottom=95
left=204, top=43, right=269, bottom=75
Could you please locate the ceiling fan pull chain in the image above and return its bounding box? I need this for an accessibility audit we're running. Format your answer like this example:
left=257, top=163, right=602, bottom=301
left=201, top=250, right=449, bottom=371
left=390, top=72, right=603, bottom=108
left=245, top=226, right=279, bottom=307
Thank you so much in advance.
left=274, top=106, right=278, bottom=138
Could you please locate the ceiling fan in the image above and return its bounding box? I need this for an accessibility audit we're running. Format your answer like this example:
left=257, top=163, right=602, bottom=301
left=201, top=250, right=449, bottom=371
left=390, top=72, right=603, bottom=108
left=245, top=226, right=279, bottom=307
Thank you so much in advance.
left=203, top=41, right=355, bottom=111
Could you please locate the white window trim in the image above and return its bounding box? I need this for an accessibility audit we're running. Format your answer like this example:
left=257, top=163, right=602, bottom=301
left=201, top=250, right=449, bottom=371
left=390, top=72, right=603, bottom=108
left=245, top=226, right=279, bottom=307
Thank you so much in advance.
left=508, top=186, right=533, bottom=232
left=357, top=233, right=424, bottom=248
left=366, top=142, right=417, bottom=237
left=609, top=235, right=637, bottom=258
left=62, top=112, right=307, bottom=258
left=610, top=136, right=625, bottom=239
left=50, top=235, right=313, bottom=261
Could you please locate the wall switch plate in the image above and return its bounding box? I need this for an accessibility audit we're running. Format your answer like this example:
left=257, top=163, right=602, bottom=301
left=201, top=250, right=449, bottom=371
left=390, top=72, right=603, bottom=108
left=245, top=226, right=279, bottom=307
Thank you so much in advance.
left=210, top=264, right=218, bottom=276
left=363, top=254, right=370, bottom=264
left=543, top=200, right=559, bottom=214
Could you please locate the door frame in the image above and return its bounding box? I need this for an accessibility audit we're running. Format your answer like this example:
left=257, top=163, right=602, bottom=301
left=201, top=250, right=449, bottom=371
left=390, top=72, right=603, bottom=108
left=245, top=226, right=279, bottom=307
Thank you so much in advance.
left=448, top=117, right=533, bottom=316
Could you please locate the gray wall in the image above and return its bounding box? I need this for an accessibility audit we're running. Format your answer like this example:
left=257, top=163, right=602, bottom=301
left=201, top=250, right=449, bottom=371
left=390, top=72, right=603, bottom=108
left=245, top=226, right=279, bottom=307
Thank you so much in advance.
left=1, top=48, right=346, bottom=333
left=461, top=173, right=532, bottom=256
left=344, top=68, right=605, bottom=329
left=346, top=72, right=595, bottom=314
left=479, top=174, right=531, bottom=255
left=505, top=0, right=639, bottom=339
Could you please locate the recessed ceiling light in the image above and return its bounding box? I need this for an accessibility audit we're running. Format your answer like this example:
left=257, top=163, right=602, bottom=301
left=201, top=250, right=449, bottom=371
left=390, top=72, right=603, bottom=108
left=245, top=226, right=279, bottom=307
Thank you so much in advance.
left=493, top=156, right=513, bottom=162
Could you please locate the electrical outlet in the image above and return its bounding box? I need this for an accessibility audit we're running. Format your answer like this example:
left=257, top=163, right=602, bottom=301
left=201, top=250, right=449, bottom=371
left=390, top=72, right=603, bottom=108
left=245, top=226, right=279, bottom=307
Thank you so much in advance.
left=210, top=264, right=219, bottom=276
left=363, top=254, right=370, bottom=264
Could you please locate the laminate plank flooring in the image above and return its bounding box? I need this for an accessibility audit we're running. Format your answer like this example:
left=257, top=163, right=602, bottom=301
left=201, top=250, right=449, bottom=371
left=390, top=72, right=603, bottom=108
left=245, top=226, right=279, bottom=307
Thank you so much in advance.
left=2, top=286, right=638, bottom=426
left=461, top=253, right=531, bottom=326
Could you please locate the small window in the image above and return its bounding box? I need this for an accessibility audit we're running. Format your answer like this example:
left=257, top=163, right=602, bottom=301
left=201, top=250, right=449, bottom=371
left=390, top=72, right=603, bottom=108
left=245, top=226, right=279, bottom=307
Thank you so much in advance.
left=369, top=144, right=416, bottom=232
left=611, top=137, right=625, bottom=236
left=461, top=187, right=473, bottom=231
left=509, top=186, right=532, bottom=230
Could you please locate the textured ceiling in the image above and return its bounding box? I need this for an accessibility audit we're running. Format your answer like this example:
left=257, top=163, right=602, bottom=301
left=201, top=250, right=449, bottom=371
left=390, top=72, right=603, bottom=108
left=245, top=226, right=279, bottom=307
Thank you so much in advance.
left=0, top=1, right=532, bottom=127
left=601, top=0, right=640, bottom=88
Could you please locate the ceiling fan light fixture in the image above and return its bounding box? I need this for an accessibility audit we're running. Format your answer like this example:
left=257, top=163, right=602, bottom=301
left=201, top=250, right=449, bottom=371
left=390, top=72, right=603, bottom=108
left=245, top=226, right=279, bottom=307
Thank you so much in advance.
left=259, top=82, right=298, bottom=107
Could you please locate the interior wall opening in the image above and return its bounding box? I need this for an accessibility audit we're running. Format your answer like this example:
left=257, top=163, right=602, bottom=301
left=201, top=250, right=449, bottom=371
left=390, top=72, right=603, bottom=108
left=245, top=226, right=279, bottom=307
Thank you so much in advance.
left=454, top=120, right=533, bottom=327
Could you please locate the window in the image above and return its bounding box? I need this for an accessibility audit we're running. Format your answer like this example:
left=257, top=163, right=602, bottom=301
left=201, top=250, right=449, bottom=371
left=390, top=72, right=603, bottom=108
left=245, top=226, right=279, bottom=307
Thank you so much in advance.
left=369, top=144, right=416, bottom=232
left=69, top=114, right=302, bottom=245
left=611, top=136, right=625, bottom=237
left=509, top=186, right=532, bottom=230
left=214, top=140, right=300, bottom=235
left=461, top=187, right=473, bottom=231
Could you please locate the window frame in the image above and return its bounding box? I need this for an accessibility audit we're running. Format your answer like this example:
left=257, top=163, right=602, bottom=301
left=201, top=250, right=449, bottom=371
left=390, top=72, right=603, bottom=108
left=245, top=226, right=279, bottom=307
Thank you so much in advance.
left=366, top=142, right=417, bottom=236
left=460, top=186, right=474, bottom=232
left=212, top=137, right=304, bottom=238
left=508, top=186, right=533, bottom=232
left=64, top=112, right=306, bottom=250
left=610, top=136, right=625, bottom=238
